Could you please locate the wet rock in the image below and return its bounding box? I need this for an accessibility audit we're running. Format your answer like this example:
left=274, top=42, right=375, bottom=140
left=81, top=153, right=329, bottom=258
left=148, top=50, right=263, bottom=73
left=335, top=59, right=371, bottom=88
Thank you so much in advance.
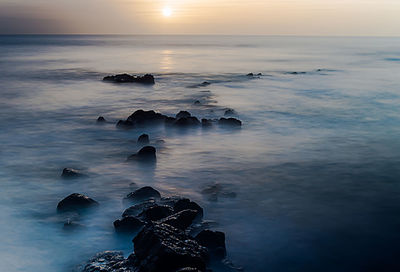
left=175, top=117, right=201, bottom=127
left=61, top=168, right=86, bottom=178
left=195, top=230, right=227, bottom=259
left=133, top=223, right=208, bottom=272
left=128, top=146, right=156, bottom=161
left=200, top=81, right=211, bottom=87
left=165, top=116, right=177, bottom=125
left=125, top=186, right=161, bottom=203
left=113, top=216, right=144, bottom=232
left=139, top=204, right=174, bottom=221
left=80, top=251, right=135, bottom=272
left=201, top=119, right=213, bottom=127
left=194, top=100, right=201, bottom=105
left=96, top=116, right=106, bottom=123
left=176, top=111, right=192, bottom=119
left=103, top=73, right=155, bottom=85
left=57, top=193, right=98, bottom=212
left=122, top=200, right=157, bottom=217
left=246, top=73, right=254, bottom=76
left=173, top=198, right=203, bottom=220
left=137, top=134, right=150, bottom=145
left=116, top=119, right=134, bottom=129
left=127, top=110, right=167, bottom=126
left=224, top=109, right=236, bottom=116
left=218, top=118, right=242, bottom=127
left=157, top=209, right=198, bottom=230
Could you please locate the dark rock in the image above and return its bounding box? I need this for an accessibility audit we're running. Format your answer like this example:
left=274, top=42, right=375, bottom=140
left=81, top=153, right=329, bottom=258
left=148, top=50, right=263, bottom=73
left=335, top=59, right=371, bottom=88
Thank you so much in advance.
left=57, top=193, right=98, bottom=212
left=157, top=209, right=198, bottom=230
left=128, top=146, right=156, bottom=161
left=257, top=73, right=263, bottom=76
left=137, top=134, right=150, bottom=145
left=224, top=109, right=236, bottom=116
left=165, top=116, right=177, bottom=125
left=173, top=198, right=203, bottom=220
left=195, top=230, right=226, bottom=259
left=81, top=251, right=135, bottom=272
left=139, top=204, right=174, bottom=221
left=125, top=186, right=161, bottom=203
left=194, top=100, right=201, bottom=105
left=113, top=216, right=144, bottom=232
left=127, top=110, right=167, bottom=126
left=246, top=73, right=254, bottom=76
left=175, top=117, right=201, bottom=127
left=218, top=118, right=242, bottom=127
left=122, top=200, right=157, bottom=217
left=61, top=168, right=86, bottom=178
left=97, top=116, right=106, bottom=123
left=133, top=223, right=208, bottom=272
left=116, top=119, right=134, bottom=129
left=176, top=111, right=192, bottom=119
left=103, top=73, right=155, bottom=85
left=201, top=119, right=213, bottom=127
left=200, top=81, right=211, bottom=87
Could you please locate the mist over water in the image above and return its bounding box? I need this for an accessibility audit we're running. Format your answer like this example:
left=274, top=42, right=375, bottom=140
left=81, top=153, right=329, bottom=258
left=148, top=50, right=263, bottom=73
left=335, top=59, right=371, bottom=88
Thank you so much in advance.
left=1, top=35, right=400, bottom=272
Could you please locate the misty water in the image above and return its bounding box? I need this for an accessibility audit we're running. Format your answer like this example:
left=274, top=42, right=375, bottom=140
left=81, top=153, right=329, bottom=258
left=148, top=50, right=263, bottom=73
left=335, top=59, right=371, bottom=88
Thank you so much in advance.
left=1, top=35, right=400, bottom=272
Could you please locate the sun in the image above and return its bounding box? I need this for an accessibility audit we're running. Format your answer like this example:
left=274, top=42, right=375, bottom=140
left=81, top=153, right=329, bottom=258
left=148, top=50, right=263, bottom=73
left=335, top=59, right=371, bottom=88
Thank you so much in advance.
left=162, top=7, right=172, bottom=17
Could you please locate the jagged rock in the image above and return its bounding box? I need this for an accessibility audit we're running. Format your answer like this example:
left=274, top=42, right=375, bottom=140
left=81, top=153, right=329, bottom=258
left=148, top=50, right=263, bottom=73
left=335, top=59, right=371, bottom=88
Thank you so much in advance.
left=116, top=120, right=134, bottom=129
left=175, top=117, right=201, bottom=127
left=61, top=168, right=86, bottom=178
left=113, top=216, right=144, bottom=232
left=138, top=204, right=174, bottom=221
left=125, top=186, right=161, bottom=203
left=80, top=251, right=136, bottom=272
left=103, top=73, right=155, bottom=84
left=157, top=209, right=198, bottom=230
left=128, top=146, right=156, bottom=161
left=137, top=134, right=150, bottom=145
left=122, top=200, right=157, bottom=217
left=133, top=223, right=208, bottom=272
left=176, top=111, right=191, bottom=119
left=57, top=193, right=98, bottom=212
left=173, top=198, right=203, bottom=220
left=218, top=118, right=242, bottom=127
left=97, top=116, right=106, bottom=123
left=195, top=230, right=227, bottom=259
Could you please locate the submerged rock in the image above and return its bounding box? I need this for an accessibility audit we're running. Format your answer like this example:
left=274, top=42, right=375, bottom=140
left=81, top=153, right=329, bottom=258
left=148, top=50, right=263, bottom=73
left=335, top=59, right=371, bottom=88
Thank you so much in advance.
left=176, top=111, right=192, bottom=119
left=128, top=146, right=156, bottom=161
left=57, top=193, right=98, bottom=212
left=194, top=100, right=201, bottom=105
left=80, top=251, right=135, bottom=272
left=218, top=118, right=242, bottom=127
left=201, top=184, right=237, bottom=202
left=96, top=116, right=106, bottom=123
left=195, top=230, right=227, bottom=259
left=103, top=73, right=155, bottom=84
left=201, top=119, right=213, bottom=127
left=125, top=186, right=161, bottom=203
left=137, top=134, right=150, bottom=145
left=61, top=168, right=86, bottom=179
left=175, top=117, right=201, bottom=127
left=113, top=216, right=144, bottom=233
left=133, top=223, right=208, bottom=272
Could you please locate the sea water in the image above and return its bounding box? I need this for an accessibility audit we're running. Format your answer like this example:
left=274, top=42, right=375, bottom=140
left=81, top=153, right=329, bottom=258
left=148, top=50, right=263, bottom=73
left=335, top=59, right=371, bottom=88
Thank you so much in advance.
left=1, top=35, right=400, bottom=272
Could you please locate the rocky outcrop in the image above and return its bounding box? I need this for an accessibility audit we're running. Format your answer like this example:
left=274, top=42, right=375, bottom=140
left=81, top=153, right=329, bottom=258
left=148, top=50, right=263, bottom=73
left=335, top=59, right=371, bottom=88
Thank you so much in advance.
left=195, top=230, right=227, bottom=259
left=103, top=73, right=155, bottom=84
left=176, top=111, right=192, bottom=119
left=127, top=110, right=167, bottom=126
left=80, top=251, right=136, bottom=272
left=113, top=216, right=145, bottom=233
left=125, top=186, right=161, bottom=203
left=57, top=193, right=98, bottom=212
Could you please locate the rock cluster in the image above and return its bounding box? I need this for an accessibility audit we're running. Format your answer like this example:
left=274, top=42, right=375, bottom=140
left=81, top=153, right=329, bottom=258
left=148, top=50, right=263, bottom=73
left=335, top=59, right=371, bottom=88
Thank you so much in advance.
left=103, top=73, right=155, bottom=84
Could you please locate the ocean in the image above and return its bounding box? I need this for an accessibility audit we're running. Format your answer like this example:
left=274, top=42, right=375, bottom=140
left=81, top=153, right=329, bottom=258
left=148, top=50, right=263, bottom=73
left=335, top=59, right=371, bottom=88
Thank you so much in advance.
left=1, top=35, right=400, bottom=271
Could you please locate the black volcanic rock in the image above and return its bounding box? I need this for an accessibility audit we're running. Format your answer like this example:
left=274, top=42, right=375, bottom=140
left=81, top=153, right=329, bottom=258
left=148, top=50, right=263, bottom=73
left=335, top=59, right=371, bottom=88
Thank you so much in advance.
left=218, top=118, right=242, bottom=127
left=195, top=230, right=227, bottom=259
left=133, top=223, right=208, bottom=272
left=57, top=193, right=98, bottom=212
left=176, top=111, right=191, bottom=119
left=157, top=209, right=198, bottom=230
left=128, top=146, right=156, bottom=161
left=125, top=186, right=161, bottom=203
left=174, top=117, right=201, bottom=127
left=61, top=168, right=86, bottom=178
left=113, top=216, right=144, bottom=232
left=137, top=134, right=150, bottom=145
left=103, top=73, right=155, bottom=84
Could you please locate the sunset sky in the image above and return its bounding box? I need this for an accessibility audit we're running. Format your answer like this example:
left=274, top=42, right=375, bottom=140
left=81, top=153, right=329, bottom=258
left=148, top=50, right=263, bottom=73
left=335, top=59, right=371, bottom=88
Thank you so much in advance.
left=1, top=0, right=400, bottom=36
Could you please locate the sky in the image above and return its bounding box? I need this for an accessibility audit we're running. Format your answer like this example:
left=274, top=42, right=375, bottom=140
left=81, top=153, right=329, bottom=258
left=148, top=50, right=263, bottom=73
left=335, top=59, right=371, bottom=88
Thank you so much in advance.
left=0, top=0, right=400, bottom=36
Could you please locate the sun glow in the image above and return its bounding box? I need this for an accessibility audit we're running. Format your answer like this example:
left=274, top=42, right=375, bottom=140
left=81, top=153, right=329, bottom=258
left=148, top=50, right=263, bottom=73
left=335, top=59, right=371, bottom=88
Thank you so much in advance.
left=162, top=7, right=172, bottom=17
